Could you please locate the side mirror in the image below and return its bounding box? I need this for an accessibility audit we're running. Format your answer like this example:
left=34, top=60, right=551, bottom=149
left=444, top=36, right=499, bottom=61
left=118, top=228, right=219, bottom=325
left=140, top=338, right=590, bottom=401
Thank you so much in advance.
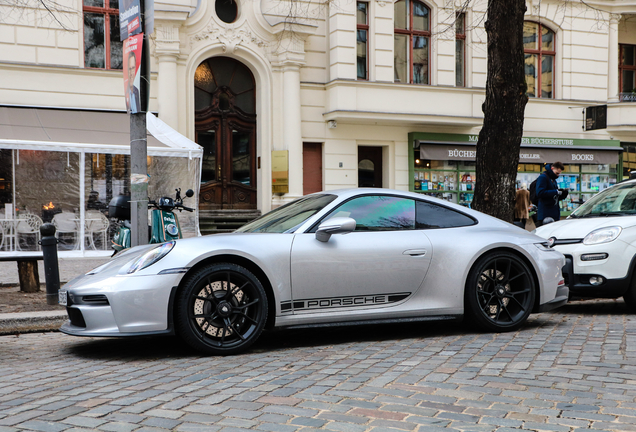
left=315, top=217, right=356, bottom=242
left=185, top=189, right=194, bottom=198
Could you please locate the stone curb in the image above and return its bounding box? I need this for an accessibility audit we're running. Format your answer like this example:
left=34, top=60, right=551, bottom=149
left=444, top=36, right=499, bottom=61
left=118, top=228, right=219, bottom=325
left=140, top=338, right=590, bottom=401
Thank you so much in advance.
left=0, top=310, right=67, bottom=335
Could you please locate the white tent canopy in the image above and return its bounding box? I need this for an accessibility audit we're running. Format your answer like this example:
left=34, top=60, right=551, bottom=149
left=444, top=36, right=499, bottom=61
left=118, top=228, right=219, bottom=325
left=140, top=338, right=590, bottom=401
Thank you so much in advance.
left=0, top=107, right=202, bottom=157
left=0, top=107, right=202, bottom=257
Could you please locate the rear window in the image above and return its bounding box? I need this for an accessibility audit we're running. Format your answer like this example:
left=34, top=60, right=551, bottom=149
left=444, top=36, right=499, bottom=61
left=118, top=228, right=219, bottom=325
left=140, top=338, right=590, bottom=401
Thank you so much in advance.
left=416, top=201, right=476, bottom=228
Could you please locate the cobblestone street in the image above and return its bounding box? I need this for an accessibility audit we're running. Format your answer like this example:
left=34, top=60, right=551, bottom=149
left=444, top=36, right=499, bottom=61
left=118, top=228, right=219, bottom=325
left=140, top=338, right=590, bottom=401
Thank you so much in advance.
left=2, top=300, right=636, bottom=432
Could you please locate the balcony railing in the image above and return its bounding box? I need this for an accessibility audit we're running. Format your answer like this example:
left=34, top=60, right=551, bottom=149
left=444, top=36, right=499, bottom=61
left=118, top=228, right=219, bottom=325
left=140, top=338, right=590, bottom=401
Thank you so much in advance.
left=620, top=92, right=636, bottom=102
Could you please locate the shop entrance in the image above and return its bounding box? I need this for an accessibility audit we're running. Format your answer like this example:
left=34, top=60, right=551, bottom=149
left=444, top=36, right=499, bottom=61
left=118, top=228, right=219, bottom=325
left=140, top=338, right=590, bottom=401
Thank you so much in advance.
left=358, top=146, right=383, bottom=187
left=195, top=57, right=257, bottom=210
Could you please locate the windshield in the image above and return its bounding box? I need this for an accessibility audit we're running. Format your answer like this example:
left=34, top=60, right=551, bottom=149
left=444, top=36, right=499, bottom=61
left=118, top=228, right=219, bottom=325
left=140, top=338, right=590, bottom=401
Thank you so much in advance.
left=236, top=194, right=337, bottom=233
left=570, top=182, right=636, bottom=218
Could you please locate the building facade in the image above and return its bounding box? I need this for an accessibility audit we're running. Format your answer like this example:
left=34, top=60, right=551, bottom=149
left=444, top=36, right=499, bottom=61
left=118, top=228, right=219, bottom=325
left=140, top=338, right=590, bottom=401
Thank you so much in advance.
left=1, top=0, right=636, bottom=226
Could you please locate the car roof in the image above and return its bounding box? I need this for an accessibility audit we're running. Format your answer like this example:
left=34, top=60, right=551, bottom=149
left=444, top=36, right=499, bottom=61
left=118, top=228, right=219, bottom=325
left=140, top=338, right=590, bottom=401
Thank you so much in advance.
left=308, top=188, right=498, bottom=224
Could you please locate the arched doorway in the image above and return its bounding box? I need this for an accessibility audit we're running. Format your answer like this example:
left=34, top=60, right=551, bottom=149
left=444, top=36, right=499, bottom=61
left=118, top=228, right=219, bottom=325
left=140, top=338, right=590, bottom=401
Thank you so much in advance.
left=194, top=57, right=257, bottom=210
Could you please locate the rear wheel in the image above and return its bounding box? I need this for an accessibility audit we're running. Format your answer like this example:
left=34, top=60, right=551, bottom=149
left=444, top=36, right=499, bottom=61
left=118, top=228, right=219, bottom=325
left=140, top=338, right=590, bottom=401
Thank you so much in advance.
left=175, top=263, right=268, bottom=355
left=465, top=251, right=536, bottom=332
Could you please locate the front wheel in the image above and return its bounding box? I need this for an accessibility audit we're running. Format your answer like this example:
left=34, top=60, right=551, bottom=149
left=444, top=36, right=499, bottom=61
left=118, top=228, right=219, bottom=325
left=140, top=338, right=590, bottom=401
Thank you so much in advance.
left=622, top=270, right=636, bottom=311
left=465, top=251, right=536, bottom=332
left=175, top=263, right=268, bottom=355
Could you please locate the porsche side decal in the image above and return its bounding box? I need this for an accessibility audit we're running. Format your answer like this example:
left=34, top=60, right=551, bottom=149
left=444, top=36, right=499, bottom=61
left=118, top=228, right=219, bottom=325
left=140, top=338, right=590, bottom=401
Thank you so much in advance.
left=281, top=292, right=410, bottom=313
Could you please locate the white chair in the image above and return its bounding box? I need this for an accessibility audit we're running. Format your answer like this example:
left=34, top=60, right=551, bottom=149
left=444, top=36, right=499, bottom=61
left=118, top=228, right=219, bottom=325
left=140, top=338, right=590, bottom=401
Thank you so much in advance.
left=85, top=210, right=109, bottom=250
left=0, top=220, right=16, bottom=251
left=16, top=213, right=43, bottom=251
left=52, top=212, right=79, bottom=249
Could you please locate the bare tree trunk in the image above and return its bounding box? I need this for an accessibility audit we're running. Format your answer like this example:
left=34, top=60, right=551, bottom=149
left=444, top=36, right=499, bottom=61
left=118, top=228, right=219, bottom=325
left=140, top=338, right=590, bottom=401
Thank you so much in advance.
left=18, top=261, right=40, bottom=293
left=473, top=0, right=528, bottom=222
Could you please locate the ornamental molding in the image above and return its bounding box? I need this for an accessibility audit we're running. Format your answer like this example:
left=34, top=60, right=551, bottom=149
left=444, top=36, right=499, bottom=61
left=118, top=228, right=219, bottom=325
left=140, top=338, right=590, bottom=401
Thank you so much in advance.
left=375, top=0, right=389, bottom=7
left=190, top=22, right=268, bottom=53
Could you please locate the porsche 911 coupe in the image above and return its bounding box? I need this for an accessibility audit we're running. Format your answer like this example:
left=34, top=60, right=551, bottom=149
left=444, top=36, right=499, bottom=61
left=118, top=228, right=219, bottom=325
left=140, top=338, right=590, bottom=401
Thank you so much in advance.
left=59, top=189, right=568, bottom=355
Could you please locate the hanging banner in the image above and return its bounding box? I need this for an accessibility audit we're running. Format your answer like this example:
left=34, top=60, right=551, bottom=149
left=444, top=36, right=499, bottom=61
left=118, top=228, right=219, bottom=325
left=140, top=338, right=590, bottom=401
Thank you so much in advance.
left=123, top=34, right=143, bottom=114
left=119, top=0, right=142, bottom=41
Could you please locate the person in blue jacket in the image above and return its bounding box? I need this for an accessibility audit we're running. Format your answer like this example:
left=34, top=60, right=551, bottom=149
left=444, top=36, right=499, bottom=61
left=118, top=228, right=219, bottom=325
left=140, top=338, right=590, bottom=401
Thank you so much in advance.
left=536, top=161, right=567, bottom=226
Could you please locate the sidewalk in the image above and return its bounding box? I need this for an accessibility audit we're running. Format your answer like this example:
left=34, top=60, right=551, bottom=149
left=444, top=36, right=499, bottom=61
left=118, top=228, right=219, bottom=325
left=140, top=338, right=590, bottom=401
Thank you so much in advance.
left=0, top=256, right=110, bottom=335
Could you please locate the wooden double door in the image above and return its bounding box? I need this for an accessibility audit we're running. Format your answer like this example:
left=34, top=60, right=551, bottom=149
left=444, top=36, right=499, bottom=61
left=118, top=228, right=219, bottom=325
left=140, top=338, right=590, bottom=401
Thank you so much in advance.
left=195, top=57, right=257, bottom=210
left=196, top=116, right=256, bottom=210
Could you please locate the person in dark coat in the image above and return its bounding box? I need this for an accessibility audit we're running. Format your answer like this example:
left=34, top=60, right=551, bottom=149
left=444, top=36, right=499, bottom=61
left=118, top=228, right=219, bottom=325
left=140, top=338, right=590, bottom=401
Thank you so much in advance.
left=536, top=161, right=567, bottom=226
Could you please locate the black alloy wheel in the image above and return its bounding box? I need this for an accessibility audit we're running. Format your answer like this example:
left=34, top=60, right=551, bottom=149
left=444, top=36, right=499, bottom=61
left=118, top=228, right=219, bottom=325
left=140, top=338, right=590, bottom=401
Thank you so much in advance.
left=465, top=251, right=536, bottom=332
left=175, top=263, right=268, bottom=355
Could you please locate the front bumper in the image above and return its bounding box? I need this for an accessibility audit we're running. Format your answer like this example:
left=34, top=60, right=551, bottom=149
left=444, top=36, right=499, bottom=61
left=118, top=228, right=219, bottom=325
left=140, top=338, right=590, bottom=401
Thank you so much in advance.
left=560, top=255, right=632, bottom=298
left=59, top=272, right=183, bottom=337
left=538, top=284, right=569, bottom=312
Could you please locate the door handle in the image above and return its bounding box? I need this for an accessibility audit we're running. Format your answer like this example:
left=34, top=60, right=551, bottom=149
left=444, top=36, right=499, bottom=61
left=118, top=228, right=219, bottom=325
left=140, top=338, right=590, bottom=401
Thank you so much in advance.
left=403, top=249, right=427, bottom=257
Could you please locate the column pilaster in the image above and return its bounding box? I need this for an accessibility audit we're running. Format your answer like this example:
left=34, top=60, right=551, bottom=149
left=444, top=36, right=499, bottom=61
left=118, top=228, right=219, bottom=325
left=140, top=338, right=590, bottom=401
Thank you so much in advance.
left=155, top=25, right=181, bottom=129
left=269, top=27, right=314, bottom=205
left=608, top=14, right=620, bottom=103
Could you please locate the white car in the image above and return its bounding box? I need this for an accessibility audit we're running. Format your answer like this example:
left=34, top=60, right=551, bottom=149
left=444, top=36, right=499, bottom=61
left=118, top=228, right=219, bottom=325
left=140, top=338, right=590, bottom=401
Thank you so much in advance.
left=536, top=179, right=636, bottom=308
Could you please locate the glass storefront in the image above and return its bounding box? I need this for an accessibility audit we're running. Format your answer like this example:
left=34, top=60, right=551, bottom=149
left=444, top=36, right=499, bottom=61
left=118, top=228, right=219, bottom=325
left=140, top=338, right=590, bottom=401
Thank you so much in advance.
left=623, top=143, right=636, bottom=179
left=0, top=148, right=200, bottom=255
left=409, top=133, right=622, bottom=216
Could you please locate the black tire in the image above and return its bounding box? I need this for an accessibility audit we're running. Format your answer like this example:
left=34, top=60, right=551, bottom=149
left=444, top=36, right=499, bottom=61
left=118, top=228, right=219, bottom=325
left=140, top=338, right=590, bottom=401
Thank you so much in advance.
left=174, top=263, right=268, bottom=355
left=623, top=273, right=636, bottom=311
left=465, top=251, right=536, bottom=332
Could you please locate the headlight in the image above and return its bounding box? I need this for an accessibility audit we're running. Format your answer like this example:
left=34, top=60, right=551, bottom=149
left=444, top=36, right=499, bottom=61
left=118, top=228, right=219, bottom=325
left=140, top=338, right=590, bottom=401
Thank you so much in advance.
left=583, top=226, right=622, bottom=245
left=120, top=241, right=175, bottom=274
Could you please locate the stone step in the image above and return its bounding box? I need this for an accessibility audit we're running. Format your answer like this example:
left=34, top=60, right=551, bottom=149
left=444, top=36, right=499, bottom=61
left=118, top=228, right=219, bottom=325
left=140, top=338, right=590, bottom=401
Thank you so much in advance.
left=199, top=210, right=261, bottom=235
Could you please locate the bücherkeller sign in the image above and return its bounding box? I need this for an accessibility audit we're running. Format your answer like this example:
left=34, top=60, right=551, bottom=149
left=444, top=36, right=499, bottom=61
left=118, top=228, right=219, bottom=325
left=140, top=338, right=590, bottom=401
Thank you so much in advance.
left=412, top=133, right=622, bottom=166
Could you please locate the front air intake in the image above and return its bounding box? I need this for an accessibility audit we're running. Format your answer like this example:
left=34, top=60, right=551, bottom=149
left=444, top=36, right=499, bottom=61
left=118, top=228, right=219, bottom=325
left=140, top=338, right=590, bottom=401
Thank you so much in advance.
left=81, top=295, right=110, bottom=306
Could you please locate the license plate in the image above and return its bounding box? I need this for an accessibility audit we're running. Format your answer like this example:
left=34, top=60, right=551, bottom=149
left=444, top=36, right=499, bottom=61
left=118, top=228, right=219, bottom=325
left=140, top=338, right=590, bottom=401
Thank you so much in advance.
left=59, top=291, right=67, bottom=306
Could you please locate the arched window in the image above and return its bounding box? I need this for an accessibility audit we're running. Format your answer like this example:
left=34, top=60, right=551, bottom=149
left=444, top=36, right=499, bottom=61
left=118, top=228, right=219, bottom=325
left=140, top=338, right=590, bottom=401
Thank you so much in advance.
left=523, top=22, right=555, bottom=98
left=394, top=0, right=430, bottom=84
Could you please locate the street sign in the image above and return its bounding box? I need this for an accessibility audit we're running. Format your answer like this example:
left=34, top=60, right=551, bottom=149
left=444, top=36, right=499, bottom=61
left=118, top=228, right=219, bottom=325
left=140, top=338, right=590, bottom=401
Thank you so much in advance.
left=585, top=105, right=607, bottom=131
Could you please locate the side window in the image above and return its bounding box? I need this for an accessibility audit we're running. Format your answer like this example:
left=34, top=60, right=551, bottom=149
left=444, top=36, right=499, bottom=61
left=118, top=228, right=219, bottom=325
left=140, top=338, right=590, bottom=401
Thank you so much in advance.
left=326, top=195, right=415, bottom=231
left=416, top=200, right=475, bottom=228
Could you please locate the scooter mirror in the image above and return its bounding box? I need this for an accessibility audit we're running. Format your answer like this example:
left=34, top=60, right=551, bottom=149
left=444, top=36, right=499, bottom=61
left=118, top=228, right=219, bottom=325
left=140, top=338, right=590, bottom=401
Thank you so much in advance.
left=185, top=189, right=194, bottom=198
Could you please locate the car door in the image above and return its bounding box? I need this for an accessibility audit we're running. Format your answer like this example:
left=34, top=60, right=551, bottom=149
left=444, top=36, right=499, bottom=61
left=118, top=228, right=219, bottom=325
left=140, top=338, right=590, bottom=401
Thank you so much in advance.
left=289, top=195, right=433, bottom=314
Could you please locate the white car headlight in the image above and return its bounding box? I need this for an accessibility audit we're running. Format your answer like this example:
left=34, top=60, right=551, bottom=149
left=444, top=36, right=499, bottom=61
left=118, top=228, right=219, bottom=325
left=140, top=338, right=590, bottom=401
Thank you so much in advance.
left=583, top=226, right=622, bottom=245
left=120, top=241, right=175, bottom=274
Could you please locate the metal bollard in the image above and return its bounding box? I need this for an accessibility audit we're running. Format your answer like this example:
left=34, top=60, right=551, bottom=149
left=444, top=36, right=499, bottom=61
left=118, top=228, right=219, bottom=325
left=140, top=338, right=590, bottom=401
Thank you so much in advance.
left=39, top=223, right=60, bottom=306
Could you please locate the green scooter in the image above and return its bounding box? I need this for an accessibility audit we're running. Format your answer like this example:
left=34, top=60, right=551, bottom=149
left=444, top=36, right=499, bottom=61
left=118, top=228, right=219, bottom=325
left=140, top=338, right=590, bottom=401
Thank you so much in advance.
left=109, top=188, right=194, bottom=255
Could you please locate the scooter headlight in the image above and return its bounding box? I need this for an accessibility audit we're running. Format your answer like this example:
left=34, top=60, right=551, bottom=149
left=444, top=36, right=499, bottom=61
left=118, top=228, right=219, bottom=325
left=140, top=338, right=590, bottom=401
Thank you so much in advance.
left=121, top=241, right=175, bottom=274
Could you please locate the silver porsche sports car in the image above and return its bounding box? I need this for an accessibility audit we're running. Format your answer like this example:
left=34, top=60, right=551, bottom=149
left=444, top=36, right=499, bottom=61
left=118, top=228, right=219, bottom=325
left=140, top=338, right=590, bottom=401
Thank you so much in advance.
left=60, top=189, right=568, bottom=355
